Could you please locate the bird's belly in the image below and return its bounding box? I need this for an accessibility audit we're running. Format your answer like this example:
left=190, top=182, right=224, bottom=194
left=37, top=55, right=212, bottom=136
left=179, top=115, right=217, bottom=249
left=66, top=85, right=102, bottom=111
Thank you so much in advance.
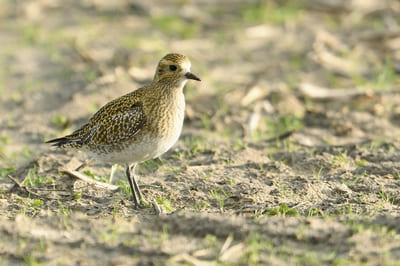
left=89, top=132, right=181, bottom=165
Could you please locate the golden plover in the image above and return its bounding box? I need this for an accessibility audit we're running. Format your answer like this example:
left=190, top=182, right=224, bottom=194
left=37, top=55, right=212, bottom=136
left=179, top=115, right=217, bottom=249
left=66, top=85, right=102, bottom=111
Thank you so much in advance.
left=47, top=53, right=201, bottom=208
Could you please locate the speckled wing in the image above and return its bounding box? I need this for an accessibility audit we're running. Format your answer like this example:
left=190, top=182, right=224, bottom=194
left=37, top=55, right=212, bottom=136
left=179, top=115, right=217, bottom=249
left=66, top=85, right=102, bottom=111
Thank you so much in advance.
left=84, top=101, right=146, bottom=146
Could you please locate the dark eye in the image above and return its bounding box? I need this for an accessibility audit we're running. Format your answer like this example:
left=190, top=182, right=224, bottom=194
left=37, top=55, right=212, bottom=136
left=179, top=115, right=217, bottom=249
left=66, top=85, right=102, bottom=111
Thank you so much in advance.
left=169, top=65, right=177, bottom=71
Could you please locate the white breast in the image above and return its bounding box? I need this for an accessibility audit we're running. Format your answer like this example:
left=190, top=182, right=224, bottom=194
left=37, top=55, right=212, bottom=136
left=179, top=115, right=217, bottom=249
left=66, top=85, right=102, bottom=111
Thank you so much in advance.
left=155, top=91, right=185, bottom=157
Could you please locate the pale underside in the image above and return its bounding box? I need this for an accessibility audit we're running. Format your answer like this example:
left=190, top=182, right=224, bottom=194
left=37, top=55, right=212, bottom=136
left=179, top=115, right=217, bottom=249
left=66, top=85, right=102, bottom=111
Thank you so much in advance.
left=85, top=133, right=182, bottom=165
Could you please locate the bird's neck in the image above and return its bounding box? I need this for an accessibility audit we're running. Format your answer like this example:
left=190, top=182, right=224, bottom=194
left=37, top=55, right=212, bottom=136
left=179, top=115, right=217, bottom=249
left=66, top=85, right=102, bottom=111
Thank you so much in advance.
left=145, top=80, right=186, bottom=113
left=152, top=79, right=187, bottom=96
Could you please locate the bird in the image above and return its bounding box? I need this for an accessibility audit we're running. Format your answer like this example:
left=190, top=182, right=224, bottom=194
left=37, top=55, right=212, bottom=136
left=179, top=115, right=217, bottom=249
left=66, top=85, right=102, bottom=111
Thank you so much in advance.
left=46, top=53, right=201, bottom=209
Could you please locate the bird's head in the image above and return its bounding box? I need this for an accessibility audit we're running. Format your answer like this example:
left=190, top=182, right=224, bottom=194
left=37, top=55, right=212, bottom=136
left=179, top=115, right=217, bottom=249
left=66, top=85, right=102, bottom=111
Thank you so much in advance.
left=153, top=53, right=201, bottom=88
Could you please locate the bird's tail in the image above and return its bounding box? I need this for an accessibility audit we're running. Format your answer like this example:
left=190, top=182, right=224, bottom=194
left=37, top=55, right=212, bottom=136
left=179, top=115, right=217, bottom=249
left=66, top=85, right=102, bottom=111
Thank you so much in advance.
left=45, top=136, right=82, bottom=148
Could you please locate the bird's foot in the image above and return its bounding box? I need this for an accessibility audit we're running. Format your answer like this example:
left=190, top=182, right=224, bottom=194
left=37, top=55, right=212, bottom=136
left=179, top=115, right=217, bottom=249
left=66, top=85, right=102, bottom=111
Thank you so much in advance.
left=133, top=197, right=151, bottom=209
left=152, top=200, right=163, bottom=216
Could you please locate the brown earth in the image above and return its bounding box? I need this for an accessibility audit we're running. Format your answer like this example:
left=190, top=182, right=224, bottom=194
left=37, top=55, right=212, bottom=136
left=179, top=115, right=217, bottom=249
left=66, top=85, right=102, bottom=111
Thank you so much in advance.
left=1, top=1, right=400, bottom=265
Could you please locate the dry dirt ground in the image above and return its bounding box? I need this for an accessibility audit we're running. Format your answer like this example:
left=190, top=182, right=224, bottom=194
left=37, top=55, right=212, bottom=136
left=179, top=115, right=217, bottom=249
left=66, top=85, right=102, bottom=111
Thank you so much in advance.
left=1, top=0, right=400, bottom=265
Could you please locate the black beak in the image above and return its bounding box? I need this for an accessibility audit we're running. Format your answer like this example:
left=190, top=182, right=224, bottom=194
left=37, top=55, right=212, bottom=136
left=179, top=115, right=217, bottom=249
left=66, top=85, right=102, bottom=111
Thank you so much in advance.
left=185, top=72, right=201, bottom=81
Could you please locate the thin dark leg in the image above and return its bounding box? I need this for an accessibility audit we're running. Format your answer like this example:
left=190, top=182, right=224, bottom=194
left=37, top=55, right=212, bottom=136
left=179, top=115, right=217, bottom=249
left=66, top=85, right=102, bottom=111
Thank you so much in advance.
left=126, top=164, right=161, bottom=214
left=126, top=164, right=140, bottom=208
left=126, top=164, right=145, bottom=208
left=131, top=166, right=144, bottom=202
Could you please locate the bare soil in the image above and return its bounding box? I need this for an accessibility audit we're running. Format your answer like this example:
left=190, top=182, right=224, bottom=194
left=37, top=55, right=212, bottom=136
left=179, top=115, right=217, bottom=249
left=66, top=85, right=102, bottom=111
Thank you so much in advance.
left=1, top=1, right=400, bottom=265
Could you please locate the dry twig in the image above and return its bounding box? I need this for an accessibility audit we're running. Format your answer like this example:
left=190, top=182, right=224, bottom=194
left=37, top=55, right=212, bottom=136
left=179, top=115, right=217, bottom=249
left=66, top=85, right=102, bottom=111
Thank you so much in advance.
left=7, top=175, right=41, bottom=197
left=61, top=169, right=120, bottom=191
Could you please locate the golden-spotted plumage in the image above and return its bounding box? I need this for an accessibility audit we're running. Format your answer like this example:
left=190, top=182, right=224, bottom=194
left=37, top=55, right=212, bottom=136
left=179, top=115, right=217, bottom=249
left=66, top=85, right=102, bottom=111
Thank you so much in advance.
left=47, top=53, right=200, bottom=209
